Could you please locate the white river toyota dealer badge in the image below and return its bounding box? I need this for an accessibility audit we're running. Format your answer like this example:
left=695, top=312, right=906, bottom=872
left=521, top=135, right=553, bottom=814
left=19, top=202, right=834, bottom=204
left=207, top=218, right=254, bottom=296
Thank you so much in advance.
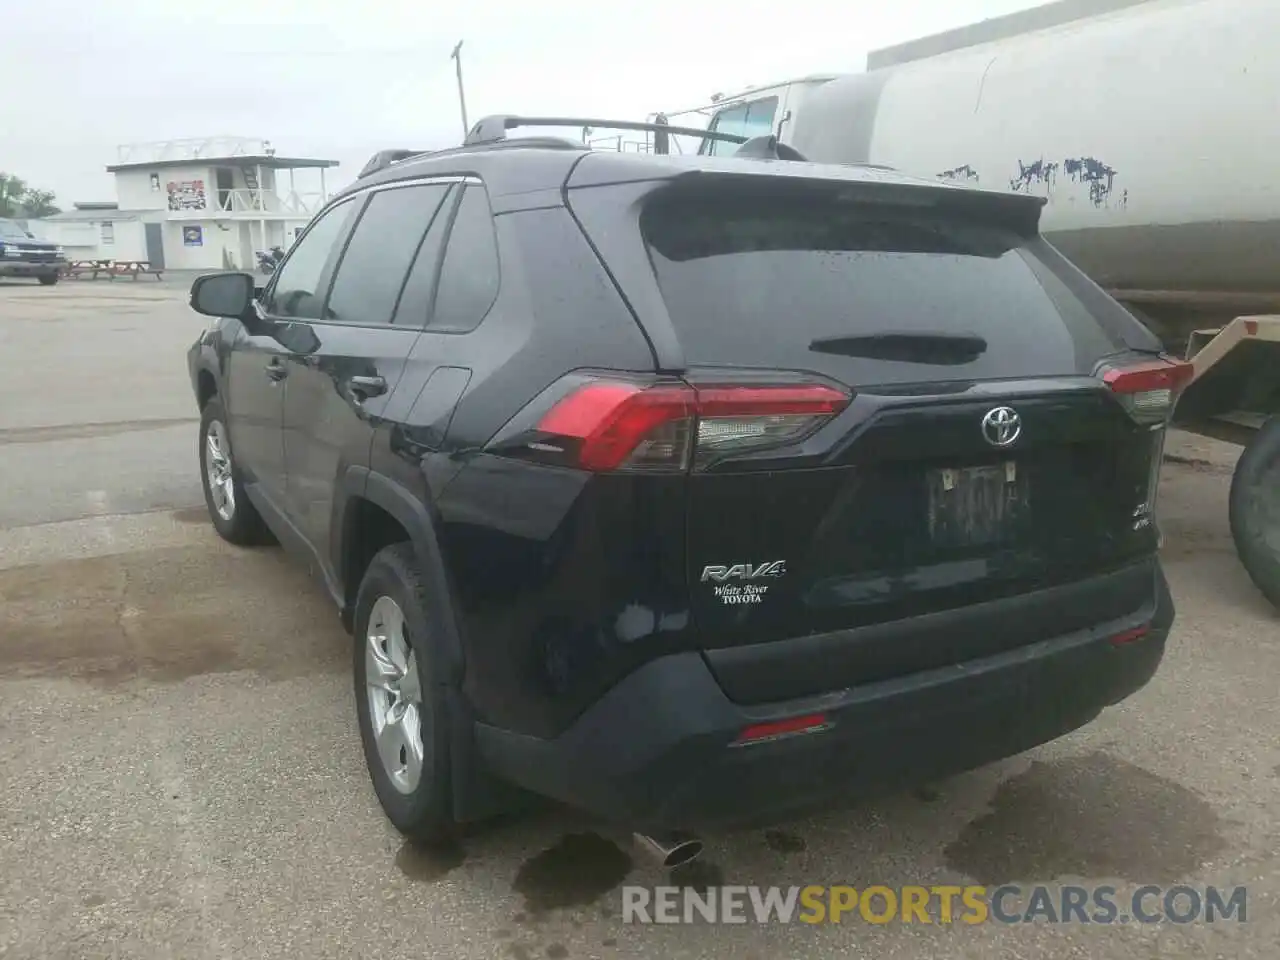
left=700, top=561, right=788, bottom=605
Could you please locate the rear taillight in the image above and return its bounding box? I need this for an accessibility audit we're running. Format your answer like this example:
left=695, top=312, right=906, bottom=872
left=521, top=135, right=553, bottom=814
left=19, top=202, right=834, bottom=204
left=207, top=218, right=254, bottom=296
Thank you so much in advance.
left=527, top=379, right=849, bottom=472
left=1100, top=356, right=1193, bottom=534
left=1100, top=357, right=1195, bottom=424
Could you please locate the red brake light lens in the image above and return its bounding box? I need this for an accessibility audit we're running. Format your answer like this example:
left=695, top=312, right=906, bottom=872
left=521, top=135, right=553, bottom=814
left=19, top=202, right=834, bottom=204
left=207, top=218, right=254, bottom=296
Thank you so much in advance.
left=532, top=380, right=849, bottom=472
left=536, top=382, right=693, bottom=471
left=1103, top=358, right=1195, bottom=393
left=1101, top=357, right=1194, bottom=422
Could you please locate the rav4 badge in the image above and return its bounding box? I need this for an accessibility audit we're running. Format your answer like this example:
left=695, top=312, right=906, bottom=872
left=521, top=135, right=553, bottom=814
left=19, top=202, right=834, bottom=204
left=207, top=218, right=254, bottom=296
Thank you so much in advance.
left=701, top=561, right=787, bottom=606
left=700, top=561, right=787, bottom=582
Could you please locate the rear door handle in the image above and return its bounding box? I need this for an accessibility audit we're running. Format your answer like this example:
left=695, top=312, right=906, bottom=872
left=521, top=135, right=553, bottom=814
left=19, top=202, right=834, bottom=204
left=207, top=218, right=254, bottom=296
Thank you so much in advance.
left=265, top=359, right=288, bottom=381
left=348, top=375, right=387, bottom=400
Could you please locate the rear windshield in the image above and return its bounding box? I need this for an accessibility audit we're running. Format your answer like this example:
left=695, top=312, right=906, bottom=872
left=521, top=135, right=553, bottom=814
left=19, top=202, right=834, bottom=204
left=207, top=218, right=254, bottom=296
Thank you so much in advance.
left=641, top=193, right=1132, bottom=384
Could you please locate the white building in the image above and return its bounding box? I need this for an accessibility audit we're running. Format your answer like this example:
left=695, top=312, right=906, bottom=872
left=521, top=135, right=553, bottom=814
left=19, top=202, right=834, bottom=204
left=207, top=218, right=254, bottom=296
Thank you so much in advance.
left=38, top=136, right=338, bottom=271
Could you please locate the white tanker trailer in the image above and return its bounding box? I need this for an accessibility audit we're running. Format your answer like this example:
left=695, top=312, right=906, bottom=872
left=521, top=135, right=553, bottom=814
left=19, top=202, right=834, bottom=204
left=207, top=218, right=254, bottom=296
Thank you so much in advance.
left=647, top=0, right=1280, bottom=608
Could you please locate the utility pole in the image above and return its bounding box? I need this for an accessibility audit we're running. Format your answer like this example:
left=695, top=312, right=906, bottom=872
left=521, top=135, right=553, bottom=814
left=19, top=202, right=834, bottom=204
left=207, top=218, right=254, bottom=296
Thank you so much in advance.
left=450, top=41, right=470, bottom=138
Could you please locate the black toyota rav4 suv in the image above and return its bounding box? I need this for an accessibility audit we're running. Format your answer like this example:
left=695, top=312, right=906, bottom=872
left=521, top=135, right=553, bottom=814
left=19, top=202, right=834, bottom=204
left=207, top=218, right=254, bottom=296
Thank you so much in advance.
left=187, top=117, right=1183, bottom=848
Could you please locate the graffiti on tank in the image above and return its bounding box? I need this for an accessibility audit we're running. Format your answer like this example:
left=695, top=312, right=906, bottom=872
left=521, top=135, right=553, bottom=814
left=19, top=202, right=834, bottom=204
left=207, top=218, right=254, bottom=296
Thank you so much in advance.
left=1009, top=156, right=1127, bottom=209
left=939, top=164, right=981, bottom=184
left=1010, top=159, right=1059, bottom=193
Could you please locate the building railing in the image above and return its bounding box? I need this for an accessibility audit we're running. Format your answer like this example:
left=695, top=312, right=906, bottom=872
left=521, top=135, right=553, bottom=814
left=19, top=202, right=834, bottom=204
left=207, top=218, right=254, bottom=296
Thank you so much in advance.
left=117, top=137, right=274, bottom=165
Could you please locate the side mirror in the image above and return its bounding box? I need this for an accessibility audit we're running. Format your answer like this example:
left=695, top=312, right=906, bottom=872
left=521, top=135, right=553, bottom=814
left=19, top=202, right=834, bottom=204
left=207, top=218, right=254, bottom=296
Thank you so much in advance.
left=190, top=272, right=255, bottom=319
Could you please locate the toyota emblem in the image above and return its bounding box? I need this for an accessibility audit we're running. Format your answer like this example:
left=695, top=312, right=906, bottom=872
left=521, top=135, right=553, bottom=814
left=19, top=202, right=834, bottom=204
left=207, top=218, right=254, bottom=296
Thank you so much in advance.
left=981, top=406, right=1022, bottom=447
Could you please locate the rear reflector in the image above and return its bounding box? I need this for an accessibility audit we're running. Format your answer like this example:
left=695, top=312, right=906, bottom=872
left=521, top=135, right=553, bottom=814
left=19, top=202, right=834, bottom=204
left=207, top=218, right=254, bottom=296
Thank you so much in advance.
left=734, top=713, right=831, bottom=745
left=1109, top=625, right=1151, bottom=646
left=533, top=380, right=849, bottom=472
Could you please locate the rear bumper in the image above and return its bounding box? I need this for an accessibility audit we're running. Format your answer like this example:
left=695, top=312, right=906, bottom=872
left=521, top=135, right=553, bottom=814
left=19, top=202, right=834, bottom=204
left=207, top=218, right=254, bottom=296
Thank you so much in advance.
left=475, top=562, right=1174, bottom=831
left=0, top=260, right=63, bottom=276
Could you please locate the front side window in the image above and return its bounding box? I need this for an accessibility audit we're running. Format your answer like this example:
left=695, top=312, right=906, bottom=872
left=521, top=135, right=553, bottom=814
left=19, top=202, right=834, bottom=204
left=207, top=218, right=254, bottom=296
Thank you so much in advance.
left=742, top=97, right=779, bottom=140
left=264, top=198, right=357, bottom=319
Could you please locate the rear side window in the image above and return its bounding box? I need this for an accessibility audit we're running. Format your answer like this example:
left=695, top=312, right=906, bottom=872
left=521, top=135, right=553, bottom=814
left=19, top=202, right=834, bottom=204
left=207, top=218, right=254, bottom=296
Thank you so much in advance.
left=325, top=183, right=451, bottom=325
left=641, top=193, right=1123, bottom=383
left=392, top=186, right=456, bottom=327
left=430, top=184, right=500, bottom=332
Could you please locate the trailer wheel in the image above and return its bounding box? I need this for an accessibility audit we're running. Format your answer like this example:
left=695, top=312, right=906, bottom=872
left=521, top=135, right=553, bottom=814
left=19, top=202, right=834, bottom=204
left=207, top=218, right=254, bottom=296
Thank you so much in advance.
left=1228, top=415, right=1280, bottom=611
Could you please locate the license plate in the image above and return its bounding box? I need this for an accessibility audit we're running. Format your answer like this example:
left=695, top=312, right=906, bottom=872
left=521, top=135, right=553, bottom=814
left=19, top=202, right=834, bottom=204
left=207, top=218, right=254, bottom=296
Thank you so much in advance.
left=927, top=462, right=1027, bottom=547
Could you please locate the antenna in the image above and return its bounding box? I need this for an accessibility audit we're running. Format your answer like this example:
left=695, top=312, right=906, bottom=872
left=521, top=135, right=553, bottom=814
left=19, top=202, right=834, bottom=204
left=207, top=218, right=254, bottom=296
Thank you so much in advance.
left=450, top=41, right=469, bottom=137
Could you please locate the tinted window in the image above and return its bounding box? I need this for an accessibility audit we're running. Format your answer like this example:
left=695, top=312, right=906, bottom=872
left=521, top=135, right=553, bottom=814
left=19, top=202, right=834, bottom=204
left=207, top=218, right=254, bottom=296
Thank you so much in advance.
left=266, top=199, right=356, bottom=319
left=705, top=97, right=778, bottom=156
left=431, top=185, right=500, bottom=332
left=325, top=183, right=450, bottom=325
left=393, top=186, right=456, bottom=327
left=642, top=193, right=1124, bottom=384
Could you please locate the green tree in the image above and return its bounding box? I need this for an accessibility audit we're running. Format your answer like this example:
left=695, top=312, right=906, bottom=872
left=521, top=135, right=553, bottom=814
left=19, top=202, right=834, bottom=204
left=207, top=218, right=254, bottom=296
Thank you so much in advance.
left=21, top=189, right=59, bottom=218
left=0, top=173, right=61, bottom=218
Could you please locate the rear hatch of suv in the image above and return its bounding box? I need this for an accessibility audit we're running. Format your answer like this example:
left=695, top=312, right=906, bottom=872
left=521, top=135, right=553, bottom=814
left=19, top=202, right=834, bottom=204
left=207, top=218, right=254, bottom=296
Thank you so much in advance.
left=550, top=158, right=1185, bottom=702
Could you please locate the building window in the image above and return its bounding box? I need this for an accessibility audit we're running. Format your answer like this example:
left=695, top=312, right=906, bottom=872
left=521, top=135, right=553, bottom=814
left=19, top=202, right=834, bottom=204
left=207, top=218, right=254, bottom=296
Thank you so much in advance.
left=100, top=222, right=115, bottom=244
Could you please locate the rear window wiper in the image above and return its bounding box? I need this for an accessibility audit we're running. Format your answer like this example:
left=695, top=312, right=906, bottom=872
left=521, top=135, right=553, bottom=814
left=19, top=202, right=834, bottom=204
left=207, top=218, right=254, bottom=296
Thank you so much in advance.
left=809, top=332, right=988, bottom=365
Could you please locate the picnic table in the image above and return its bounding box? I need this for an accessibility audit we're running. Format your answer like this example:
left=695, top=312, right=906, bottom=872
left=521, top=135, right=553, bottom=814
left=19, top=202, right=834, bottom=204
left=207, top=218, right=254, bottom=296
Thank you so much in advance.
left=64, top=259, right=164, bottom=281
left=64, top=260, right=114, bottom=280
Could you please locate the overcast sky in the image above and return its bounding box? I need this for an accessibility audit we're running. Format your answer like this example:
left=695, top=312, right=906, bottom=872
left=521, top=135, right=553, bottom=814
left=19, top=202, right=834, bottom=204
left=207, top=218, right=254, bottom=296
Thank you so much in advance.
left=3, top=0, right=1042, bottom=203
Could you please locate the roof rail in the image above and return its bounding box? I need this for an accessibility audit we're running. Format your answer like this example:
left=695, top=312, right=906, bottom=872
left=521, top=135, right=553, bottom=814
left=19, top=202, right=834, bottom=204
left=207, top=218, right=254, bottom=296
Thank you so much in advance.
left=358, top=148, right=427, bottom=179
left=463, top=115, right=749, bottom=154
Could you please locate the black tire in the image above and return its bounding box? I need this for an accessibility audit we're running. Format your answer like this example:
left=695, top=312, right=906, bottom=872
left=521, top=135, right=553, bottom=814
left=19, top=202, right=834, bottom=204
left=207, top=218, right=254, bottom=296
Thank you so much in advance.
left=1228, top=415, right=1280, bottom=611
left=353, top=542, right=458, bottom=843
left=197, top=397, right=273, bottom=545
left=38, top=273, right=58, bottom=286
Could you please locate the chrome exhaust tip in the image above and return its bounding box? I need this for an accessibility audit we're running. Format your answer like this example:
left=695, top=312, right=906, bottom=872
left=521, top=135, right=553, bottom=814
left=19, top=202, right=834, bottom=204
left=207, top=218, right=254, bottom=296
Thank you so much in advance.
left=633, top=832, right=704, bottom=869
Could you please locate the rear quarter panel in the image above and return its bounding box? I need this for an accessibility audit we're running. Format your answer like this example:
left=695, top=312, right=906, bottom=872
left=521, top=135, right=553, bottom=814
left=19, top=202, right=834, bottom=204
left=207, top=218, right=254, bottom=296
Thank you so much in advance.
left=392, top=203, right=667, bottom=739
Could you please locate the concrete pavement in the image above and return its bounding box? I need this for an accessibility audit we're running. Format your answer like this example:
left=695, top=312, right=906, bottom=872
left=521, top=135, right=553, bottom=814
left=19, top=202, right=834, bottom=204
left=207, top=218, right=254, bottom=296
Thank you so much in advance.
left=1, top=279, right=1277, bottom=959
